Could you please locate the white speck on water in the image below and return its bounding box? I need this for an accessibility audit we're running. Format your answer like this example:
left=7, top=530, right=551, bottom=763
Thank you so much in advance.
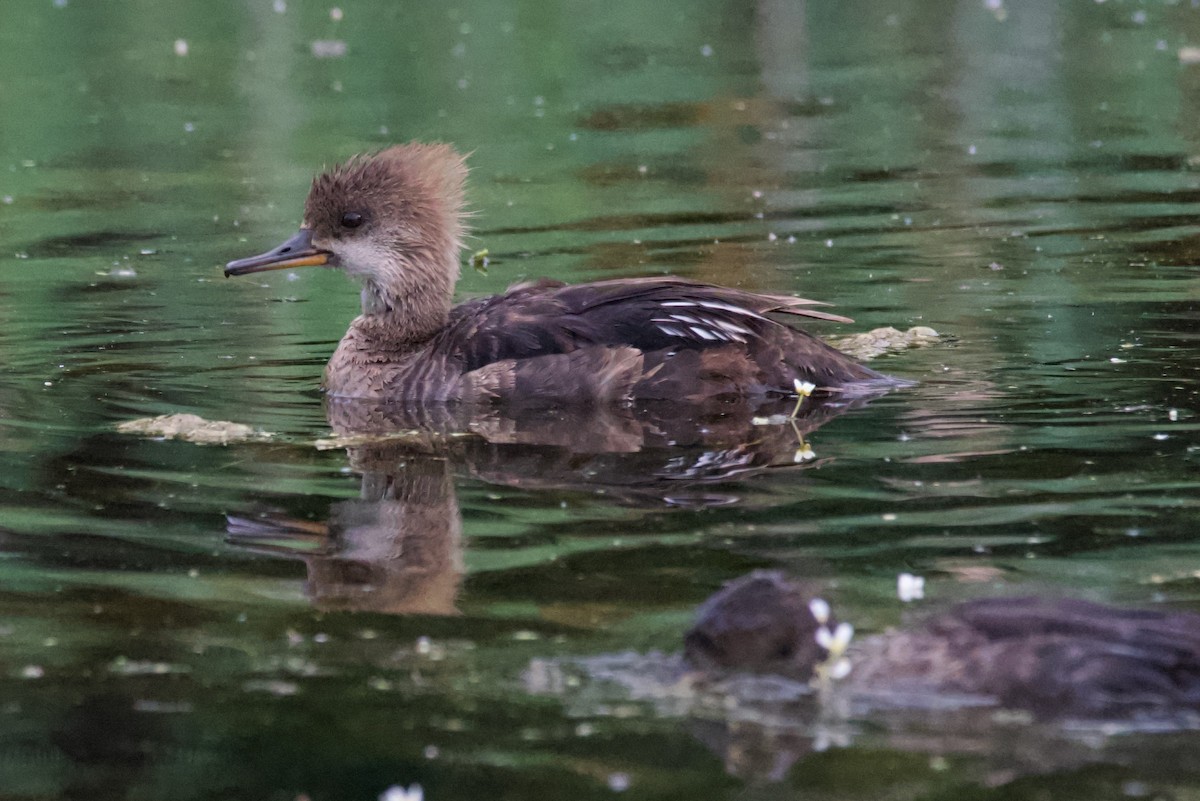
left=533, top=95, right=545, bottom=106
left=331, top=80, right=343, bottom=92
left=637, top=164, right=648, bottom=174
left=423, top=745, right=439, bottom=759
left=2, top=196, right=11, bottom=204
left=451, top=41, right=466, bottom=58
left=1110, top=357, right=1125, bottom=363
left=173, top=39, right=188, bottom=57
left=1169, top=408, right=1179, bottom=421
left=329, top=6, right=343, bottom=21
left=752, top=189, right=763, bottom=199
left=700, top=44, right=713, bottom=57
left=183, top=122, right=194, bottom=133
left=311, top=39, right=347, bottom=58
left=882, top=512, right=897, bottom=521
left=21, top=665, right=44, bottom=679
left=786, top=235, right=796, bottom=243
left=456, top=77, right=469, bottom=90
left=53, top=0, right=68, bottom=7
left=967, top=144, right=977, bottom=155
left=1132, top=9, right=1147, bottom=24
left=459, top=21, right=472, bottom=34
left=825, top=239, right=833, bottom=247
left=768, top=232, right=777, bottom=241
left=379, top=125, right=389, bottom=135
left=1153, top=433, right=1169, bottom=441
left=608, top=773, right=631, bottom=792
left=273, top=0, right=286, bottom=12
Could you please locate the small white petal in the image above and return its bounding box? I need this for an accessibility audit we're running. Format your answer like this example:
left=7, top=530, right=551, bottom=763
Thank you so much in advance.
left=815, top=626, right=833, bottom=650
left=809, top=598, right=830, bottom=624
left=793, top=379, right=816, bottom=396
left=829, top=658, right=853, bottom=680
left=831, top=622, right=854, bottom=650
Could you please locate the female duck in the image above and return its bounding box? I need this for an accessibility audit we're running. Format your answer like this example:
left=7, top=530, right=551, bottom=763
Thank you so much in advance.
left=686, top=571, right=1200, bottom=721
left=226, top=143, right=887, bottom=404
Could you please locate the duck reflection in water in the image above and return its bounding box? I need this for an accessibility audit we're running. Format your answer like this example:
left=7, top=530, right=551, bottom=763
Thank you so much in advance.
left=225, top=391, right=880, bottom=615
left=227, top=443, right=463, bottom=615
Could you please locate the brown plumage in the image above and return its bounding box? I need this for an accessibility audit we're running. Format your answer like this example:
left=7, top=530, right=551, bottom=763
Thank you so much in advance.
left=226, top=143, right=890, bottom=404
left=687, top=571, right=1200, bottom=721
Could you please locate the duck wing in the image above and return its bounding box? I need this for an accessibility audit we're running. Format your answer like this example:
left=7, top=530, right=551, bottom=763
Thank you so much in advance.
left=438, top=277, right=881, bottom=403
left=444, top=277, right=852, bottom=372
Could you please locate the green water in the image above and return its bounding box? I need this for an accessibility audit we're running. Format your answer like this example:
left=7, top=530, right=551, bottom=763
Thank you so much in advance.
left=3, top=0, right=1200, bottom=798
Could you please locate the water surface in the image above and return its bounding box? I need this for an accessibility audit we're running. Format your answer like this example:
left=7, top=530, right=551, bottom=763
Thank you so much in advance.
left=2, top=1, right=1200, bottom=798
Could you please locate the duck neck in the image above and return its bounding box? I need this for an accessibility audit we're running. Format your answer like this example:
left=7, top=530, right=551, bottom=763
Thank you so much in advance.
left=357, top=252, right=456, bottom=348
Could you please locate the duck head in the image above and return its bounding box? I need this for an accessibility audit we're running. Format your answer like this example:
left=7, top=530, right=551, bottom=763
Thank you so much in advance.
left=226, top=143, right=468, bottom=337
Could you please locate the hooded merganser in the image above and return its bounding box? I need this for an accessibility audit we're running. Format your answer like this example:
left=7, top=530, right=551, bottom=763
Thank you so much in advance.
left=686, top=571, right=1200, bottom=721
left=226, top=143, right=889, bottom=404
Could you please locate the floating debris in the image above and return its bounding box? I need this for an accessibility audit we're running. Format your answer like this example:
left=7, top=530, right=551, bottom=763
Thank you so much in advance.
left=469, top=248, right=489, bottom=274
left=117, top=413, right=273, bottom=445
left=825, top=326, right=939, bottom=361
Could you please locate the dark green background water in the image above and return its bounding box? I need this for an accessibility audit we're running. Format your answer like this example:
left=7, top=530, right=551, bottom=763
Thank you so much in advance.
left=3, top=0, right=1200, bottom=798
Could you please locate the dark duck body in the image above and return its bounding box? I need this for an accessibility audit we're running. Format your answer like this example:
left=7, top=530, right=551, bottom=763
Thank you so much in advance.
left=687, top=571, right=1200, bottom=721
left=226, top=143, right=886, bottom=404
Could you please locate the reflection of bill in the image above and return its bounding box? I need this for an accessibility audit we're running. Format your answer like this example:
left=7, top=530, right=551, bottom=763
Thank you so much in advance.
left=226, top=390, right=887, bottom=616
left=227, top=452, right=462, bottom=616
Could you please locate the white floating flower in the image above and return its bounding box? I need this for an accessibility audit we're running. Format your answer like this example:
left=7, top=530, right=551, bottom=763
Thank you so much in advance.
left=793, top=379, right=816, bottom=397
left=379, top=784, right=423, bottom=801
left=897, top=573, right=925, bottom=602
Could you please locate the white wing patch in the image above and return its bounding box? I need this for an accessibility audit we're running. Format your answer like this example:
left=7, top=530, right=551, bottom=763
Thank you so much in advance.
left=651, top=301, right=761, bottom=344
left=660, top=299, right=769, bottom=320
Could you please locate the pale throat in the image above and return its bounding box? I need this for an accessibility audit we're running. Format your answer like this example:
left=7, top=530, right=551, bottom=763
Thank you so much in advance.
left=342, top=250, right=455, bottom=344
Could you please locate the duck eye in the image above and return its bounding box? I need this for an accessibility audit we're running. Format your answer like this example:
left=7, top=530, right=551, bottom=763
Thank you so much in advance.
left=340, top=211, right=364, bottom=229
